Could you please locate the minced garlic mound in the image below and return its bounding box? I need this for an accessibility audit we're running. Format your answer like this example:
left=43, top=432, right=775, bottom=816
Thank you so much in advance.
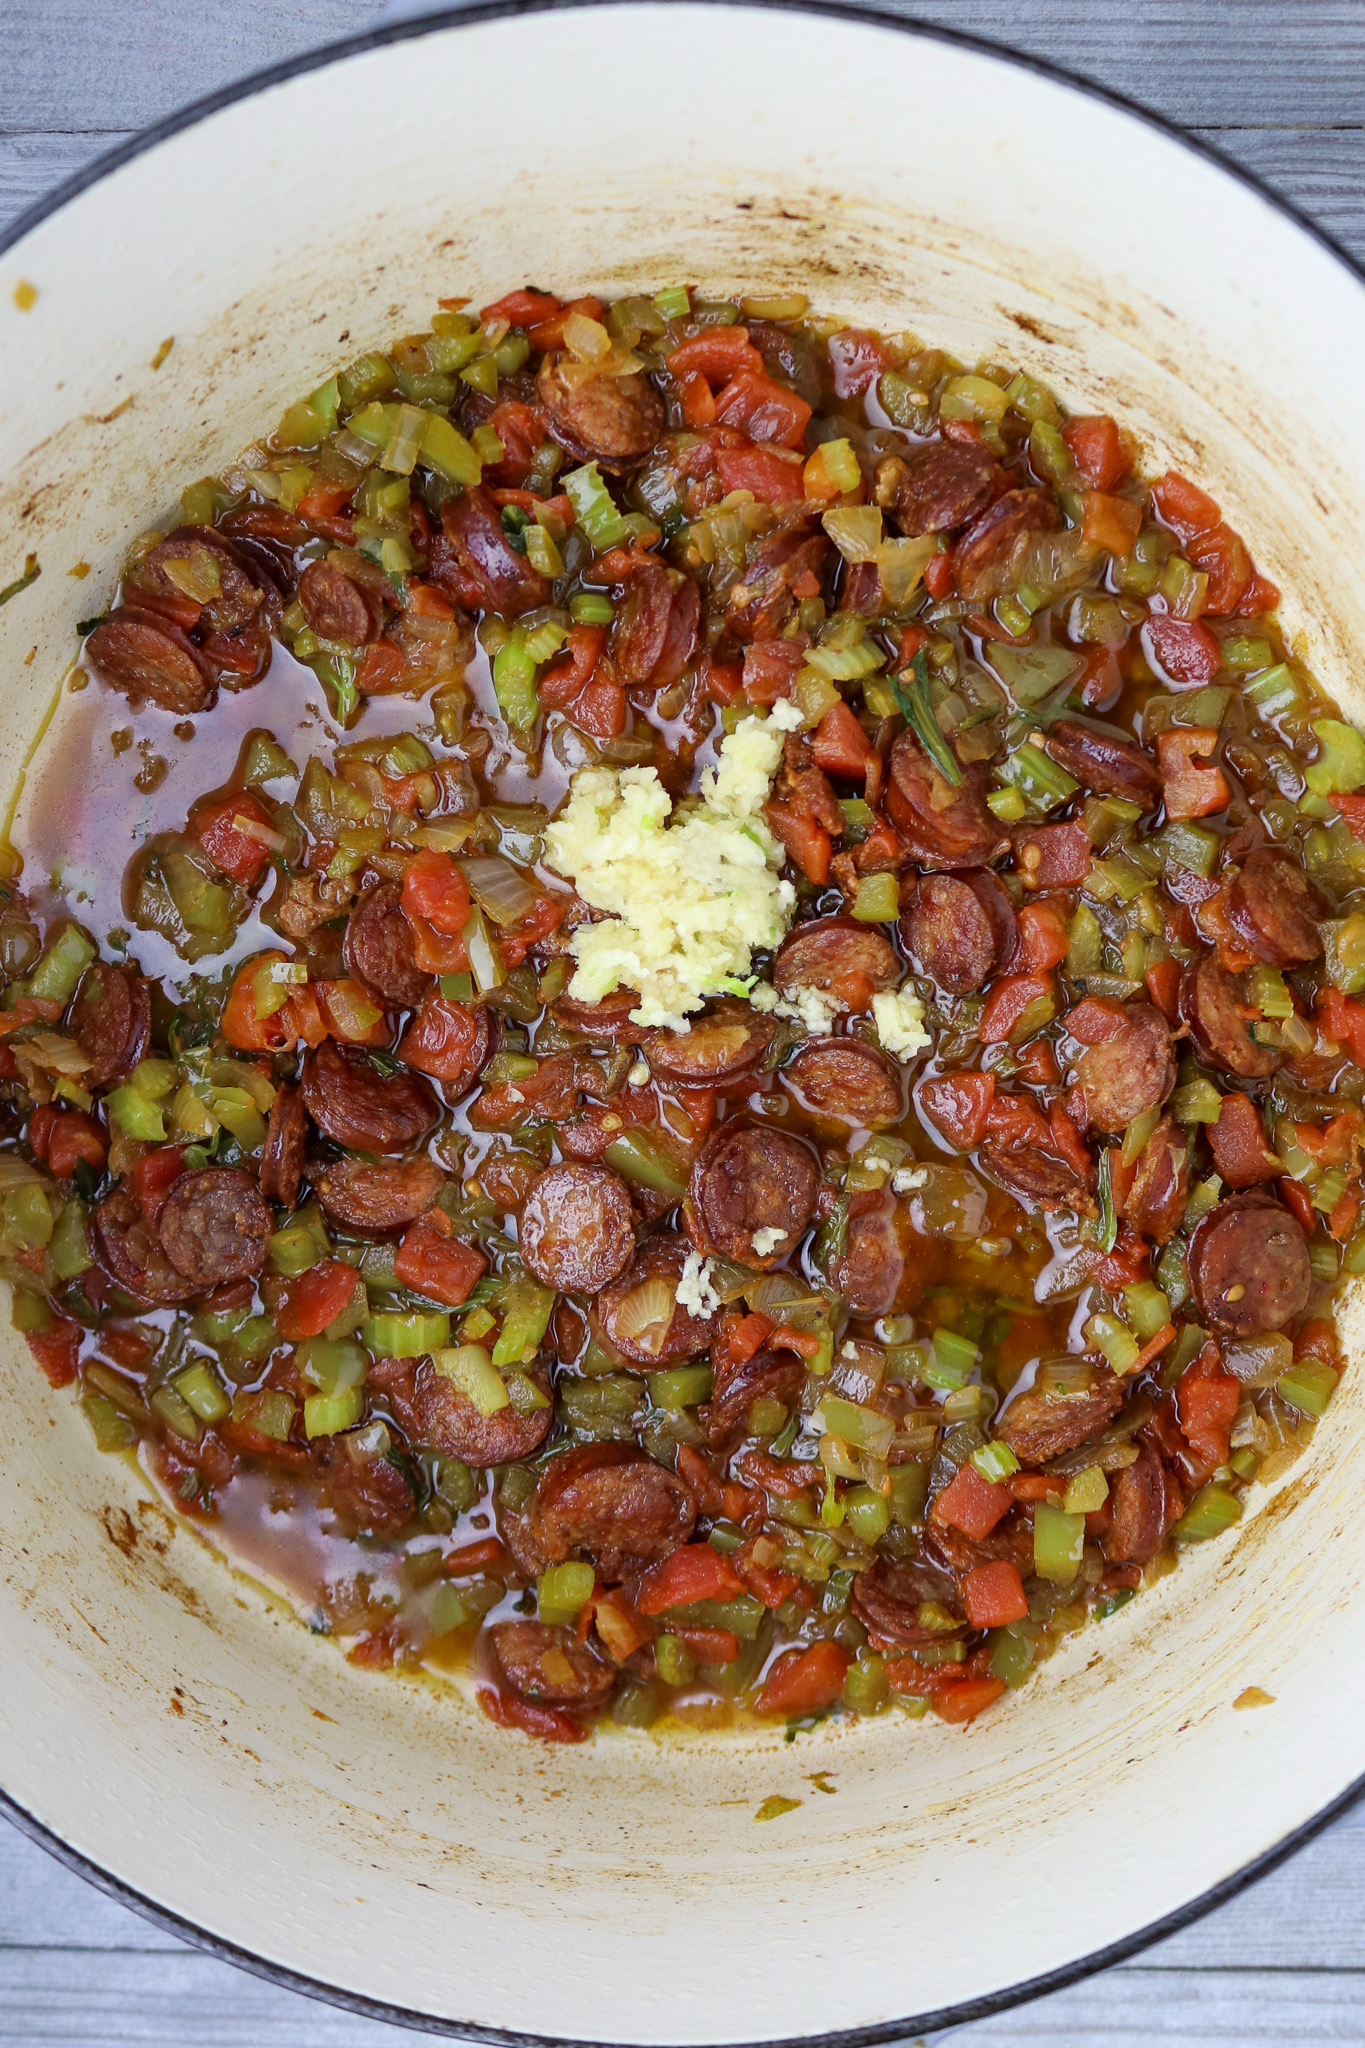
left=545, top=703, right=803, bottom=1031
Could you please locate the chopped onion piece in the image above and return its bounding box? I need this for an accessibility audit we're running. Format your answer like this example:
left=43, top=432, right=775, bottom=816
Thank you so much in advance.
left=459, top=854, right=539, bottom=927
left=821, top=506, right=883, bottom=564
left=612, top=1276, right=676, bottom=1354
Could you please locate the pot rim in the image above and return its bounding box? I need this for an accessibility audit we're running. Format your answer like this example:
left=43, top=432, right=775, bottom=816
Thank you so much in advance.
left=4, top=3, right=1364, bottom=2040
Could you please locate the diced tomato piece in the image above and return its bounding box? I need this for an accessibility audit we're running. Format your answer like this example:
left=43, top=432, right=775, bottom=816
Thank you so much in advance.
left=811, top=700, right=874, bottom=779
left=1151, top=471, right=1220, bottom=542
left=480, top=288, right=562, bottom=327
left=742, top=638, right=807, bottom=705
left=223, top=954, right=294, bottom=1052
left=715, top=443, right=805, bottom=503
left=401, top=849, right=471, bottom=938
left=714, top=1310, right=775, bottom=1371
left=132, top=1146, right=187, bottom=1229
left=25, top=1103, right=57, bottom=1161
left=713, top=369, right=812, bottom=450
left=756, top=1639, right=850, bottom=1717
left=27, top=1318, right=81, bottom=1388
left=701, top=653, right=744, bottom=705
left=678, top=371, right=717, bottom=428
left=356, top=640, right=404, bottom=693
left=1014, top=1036, right=1060, bottom=1087
left=1319, top=987, right=1365, bottom=1067
left=671, top=1624, right=742, bottom=1665
left=479, top=1687, right=586, bottom=1743
left=922, top=550, right=956, bottom=599
left=665, top=327, right=764, bottom=384
left=932, top=1461, right=1010, bottom=1540
left=1017, top=899, right=1070, bottom=973
left=978, top=972, right=1052, bottom=1045
left=1081, top=490, right=1142, bottom=557
left=1158, top=726, right=1229, bottom=820
left=1145, top=613, right=1223, bottom=686
left=540, top=624, right=624, bottom=738
left=281, top=983, right=329, bottom=1048
left=1236, top=570, right=1281, bottom=617
left=636, top=1542, right=744, bottom=1616
left=1178, top=1348, right=1241, bottom=1469
left=276, top=1258, right=363, bottom=1343
left=296, top=482, right=353, bottom=522
left=499, top=894, right=566, bottom=969
left=45, top=1111, right=107, bottom=1180
left=1296, top=1318, right=1344, bottom=1370
left=406, top=580, right=456, bottom=621
left=398, top=995, right=485, bottom=1085
left=1048, top=1105, right=1093, bottom=1184
left=1063, top=415, right=1129, bottom=490
left=933, top=1676, right=1006, bottom=1724
left=827, top=329, right=888, bottom=398
left=191, top=792, right=278, bottom=884
left=1065, top=995, right=1130, bottom=1044
left=1010, top=1471, right=1064, bottom=1503
left=765, top=803, right=830, bottom=884
left=527, top=296, right=605, bottom=351
left=985, top=1093, right=1053, bottom=1151
left=445, top=1536, right=507, bottom=1574
left=1280, top=1176, right=1316, bottom=1235
left=394, top=1212, right=487, bottom=1307
left=1186, top=522, right=1253, bottom=615
left=1145, top=958, right=1182, bottom=1022
left=589, top=1587, right=654, bottom=1661
left=917, top=1070, right=995, bottom=1151
left=963, top=1560, right=1029, bottom=1629
left=1014, top=820, right=1091, bottom=888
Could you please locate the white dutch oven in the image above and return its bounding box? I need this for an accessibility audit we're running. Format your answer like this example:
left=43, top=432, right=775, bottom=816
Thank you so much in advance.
left=2, top=5, right=1364, bottom=2039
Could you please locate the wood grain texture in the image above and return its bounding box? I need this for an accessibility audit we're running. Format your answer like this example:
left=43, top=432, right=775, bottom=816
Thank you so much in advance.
left=2, top=1, right=1365, bottom=2043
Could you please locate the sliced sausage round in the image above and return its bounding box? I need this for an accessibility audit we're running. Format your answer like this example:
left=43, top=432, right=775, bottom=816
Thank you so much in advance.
left=747, top=322, right=821, bottom=408
left=1227, top=845, right=1325, bottom=967
left=398, top=994, right=496, bottom=1093
left=886, top=729, right=1007, bottom=871
left=726, top=523, right=829, bottom=644
left=297, top=560, right=380, bottom=647
left=431, top=485, right=551, bottom=617
left=86, top=607, right=214, bottom=715
left=1072, top=1005, right=1175, bottom=1133
left=527, top=1442, right=696, bottom=1584
left=833, top=1201, right=905, bottom=1317
left=157, top=1167, right=271, bottom=1282
left=978, top=1136, right=1092, bottom=1217
left=519, top=1163, right=635, bottom=1293
left=407, top=1355, right=554, bottom=1467
left=1122, top=1118, right=1188, bottom=1244
left=774, top=917, right=900, bottom=1007
left=923, top=1512, right=1035, bottom=1579
left=70, top=962, right=151, bottom=1090
left=595, top=1232, right=715, bottom=1365
left=489, top=1619, right=615, bottom=1709
left=1184, top=957, right=1283, bottom=1080
left=851, top=1555, right=966, bottom=1646
left=258, top=1082, right=308, bottom=1209
left=343, top=882, right=432, bottom=1009
left=951, top=488, right=1061, bottom=602
left=92, top=1186, right=201, bottom=1304
left=552, top=988, right=642, bottom=1042
left=311, top=1433, right=415, bottom=1537
left=1103, top=1444, right=1177, bottom=1566
left=689, top=1124, right=819, bottom=1268
left=314, top=1154, right=444, bottom=1232
left=996, top=1371, right=1128, bottom=1467
left=1189, top=1192, right=1312, bottom=1336
left=606, top=557, right=696, bottom=688
left=301, top=1040, right=438, bottom=1154
left=538, top=353, right=666, bottom=469
left=643, top=1000, right=776, bottom=1089
left=782, top=1037, right=905, bottom=1129
left=901, top=869, right=1018, bottom=994
left=874, top=439, right=995, bottom=536
left=703, top=1348, right=808, bottom=1452
left=1043, top=718, right=1162, bottom=808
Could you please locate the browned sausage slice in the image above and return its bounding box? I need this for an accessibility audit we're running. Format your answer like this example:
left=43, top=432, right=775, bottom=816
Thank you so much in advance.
left=1043, top=718, right=1162, bottom=808
left=978, top=1137, right=1094, bottom=1217
left=1121, top=1118, right=1189, bottom=1243
left=996, top=1370, right=1128, bottom=1466
left=489, top=1619, right=615, bottom=1709
left=1072, top=1005, right=1175, bottom=1133
left=314, top=1154, right=444, bottom=1231
left=86, top=607, right=214, bottom=715
left=1189, top=1192, right=1312, bottom=1336
left=901, top=870, right=1018, bottom=993
left=311, top=1432, right=415, bottom=1537
left=157, top=1167, right=271, bottom=1282
left=301, top=1040, right=438, bottom=1153
left=1226, top=846, right=1325, bottom=967
left=1183, top=957, right=1283, bottom=1080
left=70, top=962, right=151, bottom=1090
left=92, top=1186, right=201, bottom=1304
left=594, top=1233, right=715, bottom=1365
left=378, top=1353, right=554, bottom=1467
left=689, top=1125, right=819, bottom=1268
left=923, top=1512, right=1035, bottom=1578
left=1103, top=1444, right=1177, bottom=1565
left=537, top=353, right=666, bottom=469
left=343, top=882, right=432, bottom=1009
left=552, top=988, right=643, bottom=1042
left=297, top=560, right=380, bottom=647
left=774, top=917, right=900, bottom=1006
left=832, top=1201, right=905, bottom=1317
left=258, top=1082, right=308, bottom=1209
left=874, top=439, right=995, bottom=536
left=519, top=1163, right=635, bottom=1292
left=951, top=488, right=1061, bottom=601
left=528, top=1441, right=696, bottom=1583
left=782, top=1038, right=905, bottom=1128
left=885, top=729, right=1008, bottom=871
left=726, top=523, right=830, bottom=644
left=643, top=1000, right=776, bottom=1088
left=702, top=1348, right=807, bottom=1451
left=431, top=485, right=552, bottom=617
left=851, top=1555, right=966, bottom=1646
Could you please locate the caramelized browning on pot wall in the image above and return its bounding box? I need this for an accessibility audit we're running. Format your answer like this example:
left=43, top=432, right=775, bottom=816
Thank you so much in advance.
left=5, top=282, right=1362, bottom=1746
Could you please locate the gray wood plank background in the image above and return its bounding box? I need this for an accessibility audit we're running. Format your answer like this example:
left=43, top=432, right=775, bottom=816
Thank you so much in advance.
left=1, top=0, right=1363, bottom=2041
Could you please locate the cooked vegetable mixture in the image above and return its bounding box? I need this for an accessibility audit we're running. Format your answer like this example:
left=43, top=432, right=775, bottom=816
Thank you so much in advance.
left=5, top=283, right=1362, bottom=1741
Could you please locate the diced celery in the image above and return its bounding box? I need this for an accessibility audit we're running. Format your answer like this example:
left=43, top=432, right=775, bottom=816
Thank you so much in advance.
left=173, top=1360, right=230, bottom=1425
left=1222, top=635, right=1275, bottom=672
left=1033, top=1502, right=1085, bottom=1583
left=1322, top=915, right=1365, bottom=994
left=430, top=1343, right=506, bottom=1415
left=563, top=461, right=628, bottom=549
left=988, top=1625, right=1034, bottom=1688
left=1306, top=718, right=1365, bottom=796
left=490, top=1278, right=556, bottom=1368
left=362, top=1311, right=450, bottom=1358
left=925, top=1328, right=979, bottom=1390
left=808, top=637, right=883, bottom=683
left=1173, top=1483, right=1243, bottom=1542
left=570, top=590, right=614, bottom=625
left=1085, top=1311, right=1139, bottom=1374
left=987, top=787, right=1028, bottom=823
left=820, top=1394, right=896, bottom=1457
left=537, top=1560, right=595, bottom=1626
left=1184, top=1173, right=1223, bottom=1228
left=81, top=1392, right=136, bottom=1453
left=940, top=373, right=1009, bottom=424
left=970, top=1440, right=1020, bottom=1484
left=851, top=872, right=900, bottom=923
left=1243, top=663, right=1300, bottom=721
left=492, top=626, right=540, bottom=732
left=1062, top=1466, right=1108, bottom=1515
left=10, top=1286, right=51, bottom=1335
left=655, top=1634, right=696, bottom=1687
left=888, top=1462, right=928, bottom=1526
left=29, top=924, right=95, bottom=1003
left=654, top=283, right=691, bottom=320
left=3, top=1184, right=52, bottom=1250
left=268, top=1210, right=329, bottom=1276
left=648, top=1363, right=713, bottom=1411
left=304, top=1390, right=364, bottom=1438
left=1153, top=818, right=1220, bottom=878
left=1123, top=1281, right=1171, bottom=1341
left=843, top=1652, right=889, bottom=1714
left=843, top=1485, right=891, bottom=1545
left=48, top=1196, right=92, bottom=1279
left=603, top=1130, right=686, bottom=1201
left=420, top=412, right=482, bottom=486
left=1276, top=1360, right=1338, bottom=1418
left=1170, top=1077, right=1223, bottom=1125
left=995, top=743, right=1079, bottom=813
left=231, top=1388, right=295, bottom=1441
left=297, top=1337, right=369, bottom=1397
left=150, top=1383, right=201, bottom=1442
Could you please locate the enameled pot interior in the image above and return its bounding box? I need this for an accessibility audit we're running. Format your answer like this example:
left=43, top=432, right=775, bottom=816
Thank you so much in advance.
left=2, top=8, right=1365, bottom=2040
